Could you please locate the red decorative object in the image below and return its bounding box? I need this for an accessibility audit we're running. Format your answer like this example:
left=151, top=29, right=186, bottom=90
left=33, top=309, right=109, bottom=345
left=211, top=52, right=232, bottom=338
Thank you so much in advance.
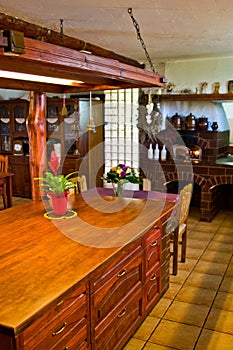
left=51, top=194, right=67, bottom=216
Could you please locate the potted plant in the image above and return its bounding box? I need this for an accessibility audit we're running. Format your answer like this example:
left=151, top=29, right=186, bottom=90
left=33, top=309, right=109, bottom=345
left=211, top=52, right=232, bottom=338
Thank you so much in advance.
left=102, top=163, right=142, bottom=197
left=35, top=151, right=78, bottom=215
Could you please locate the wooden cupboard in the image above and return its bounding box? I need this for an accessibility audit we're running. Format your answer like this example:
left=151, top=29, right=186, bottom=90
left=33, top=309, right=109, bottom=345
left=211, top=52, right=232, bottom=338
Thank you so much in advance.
left=0, top=96, right=104, bottom=196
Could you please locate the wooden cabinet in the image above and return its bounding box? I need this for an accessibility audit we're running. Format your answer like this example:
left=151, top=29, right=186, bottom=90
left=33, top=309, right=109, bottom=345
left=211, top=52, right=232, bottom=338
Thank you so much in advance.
left=0, top=99, right=28, bottom=154
left=8, top=155, right=31, bottom=197
left=0, top=96, right=104, bottom=196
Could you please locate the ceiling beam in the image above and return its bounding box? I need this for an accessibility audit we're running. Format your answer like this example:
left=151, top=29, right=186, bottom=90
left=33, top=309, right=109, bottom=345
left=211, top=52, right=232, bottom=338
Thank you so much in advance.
left=0, top=12, right=144, bottom=69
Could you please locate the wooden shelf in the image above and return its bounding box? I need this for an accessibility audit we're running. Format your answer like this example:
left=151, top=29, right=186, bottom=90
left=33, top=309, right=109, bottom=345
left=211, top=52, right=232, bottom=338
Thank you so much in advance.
left=158, top=93, right=233, bottom=102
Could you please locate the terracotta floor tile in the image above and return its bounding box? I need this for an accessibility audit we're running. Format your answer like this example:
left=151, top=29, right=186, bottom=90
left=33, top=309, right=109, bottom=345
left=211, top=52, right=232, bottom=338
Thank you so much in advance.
left=169, top=269, right=191, bottom=283
left=123, top=337, right=145, bottom=350
left=194, top=260, right=228, bottom=275
left=188, top=231, right=214, bottom=241
left=213, top=291, right=233, bottom=312
left=200, top=250, right=232, bottom=264
left=164, top=300, right=209, bottom=327
left=133, top=316, right=160, bottom=341
left=205, top=308, right=233, bottom=334
left=195, top=329, right=233, bottom=350
left=149, top=298, right=172, bottom=318
left=225, top=260, right=233, bottom=277
left=149, top=319, right=201, bottom=350
left=187, top=238, right=208, bottom=249
left=220, top=277, right=233, bottom=293
left=175, top=285, right=216, bottom=306
left=207, top=240, right=233, bottom=253
left=185, top=247, right=204, bottom=259
left=163, top=282, right=183, bottom=300
left=176, top=258, right=197, bottom=271
left=213, top=233, right=233, bottom=244
left=217, top=227, right=233, bottom=235
left=185, top=271, right=222, bottom=290
left=144, top=343, right=175, bottom=350
left=194, top=223, right=219, bottom=233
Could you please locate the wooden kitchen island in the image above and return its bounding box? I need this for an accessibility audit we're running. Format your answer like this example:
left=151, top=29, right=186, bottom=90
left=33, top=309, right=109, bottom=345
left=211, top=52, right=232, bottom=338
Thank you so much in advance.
left=0, top=190, right=177, bottom=350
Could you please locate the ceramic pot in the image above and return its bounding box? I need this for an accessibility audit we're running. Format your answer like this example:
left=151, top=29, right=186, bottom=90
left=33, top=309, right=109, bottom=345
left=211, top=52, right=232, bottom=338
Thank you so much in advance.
left=172, top=113, right=182, bottom=130
left=198, top=117, right=208, bottom=130
left=51, top=194, right=67, bottom=215
left=186, top=113, right=196, bottom=130
left=211, top=122, right=218, bottom=131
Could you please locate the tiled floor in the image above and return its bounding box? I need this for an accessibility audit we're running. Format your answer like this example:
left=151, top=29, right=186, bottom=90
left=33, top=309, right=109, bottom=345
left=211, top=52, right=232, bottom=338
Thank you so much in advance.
left=124, top=207, right=233, bottom=350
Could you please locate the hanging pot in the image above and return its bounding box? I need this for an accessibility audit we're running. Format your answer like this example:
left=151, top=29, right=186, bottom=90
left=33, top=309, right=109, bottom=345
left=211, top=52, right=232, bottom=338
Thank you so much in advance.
left=51, top=193, right=67, bottom=216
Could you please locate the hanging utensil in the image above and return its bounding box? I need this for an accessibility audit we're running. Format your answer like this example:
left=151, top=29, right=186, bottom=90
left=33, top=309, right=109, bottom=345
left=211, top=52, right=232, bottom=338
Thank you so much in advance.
left=61, top=93, right=68, bottom=116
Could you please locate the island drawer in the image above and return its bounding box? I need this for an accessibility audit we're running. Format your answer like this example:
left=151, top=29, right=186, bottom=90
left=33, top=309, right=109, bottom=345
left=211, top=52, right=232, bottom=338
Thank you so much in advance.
left=144, top=264, right=161, bottom=313
left=144, top=226, right=162, bottom=273
left=90, top=246, right=143, bottom=325
left=23, top=284, right=89, bottom=350
left=93, top=284, right=143, bottom=350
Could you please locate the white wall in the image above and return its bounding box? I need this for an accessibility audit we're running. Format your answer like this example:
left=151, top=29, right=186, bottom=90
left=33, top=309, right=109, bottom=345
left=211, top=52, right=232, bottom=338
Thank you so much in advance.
left=162, top=56, right=233, bottom=143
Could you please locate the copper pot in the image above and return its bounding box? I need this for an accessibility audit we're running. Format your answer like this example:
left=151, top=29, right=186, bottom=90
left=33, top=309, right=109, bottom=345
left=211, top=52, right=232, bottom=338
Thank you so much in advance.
left=186, top=113, right=196, bottom=130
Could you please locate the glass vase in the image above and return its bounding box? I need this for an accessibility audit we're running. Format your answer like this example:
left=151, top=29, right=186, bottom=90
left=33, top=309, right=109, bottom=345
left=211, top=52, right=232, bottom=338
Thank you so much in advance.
left=113, top=182, right=125, bottom=197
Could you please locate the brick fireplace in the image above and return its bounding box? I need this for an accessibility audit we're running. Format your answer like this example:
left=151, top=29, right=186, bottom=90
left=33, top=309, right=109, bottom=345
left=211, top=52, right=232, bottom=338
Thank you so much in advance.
left=139, top=128, right=233, bottom=222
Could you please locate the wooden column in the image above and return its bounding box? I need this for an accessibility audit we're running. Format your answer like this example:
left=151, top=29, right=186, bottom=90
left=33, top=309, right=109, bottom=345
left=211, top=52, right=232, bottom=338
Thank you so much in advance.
left=26, top=91, right=47, bottom=201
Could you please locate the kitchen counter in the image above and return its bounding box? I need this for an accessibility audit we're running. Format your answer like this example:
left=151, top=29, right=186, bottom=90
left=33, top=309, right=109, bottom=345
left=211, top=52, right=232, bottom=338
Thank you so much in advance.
left=0, top=190, right=177, bottom=349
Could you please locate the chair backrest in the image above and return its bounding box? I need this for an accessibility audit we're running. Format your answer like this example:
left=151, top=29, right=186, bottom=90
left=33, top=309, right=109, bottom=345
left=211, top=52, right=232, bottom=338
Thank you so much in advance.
left=177, top=183, right=193, bottom=225
left=0, top=155, right=8, bottom=172
left=166, top=183, right=193, bottom=233
left=70, top=174, right=87, bottom=193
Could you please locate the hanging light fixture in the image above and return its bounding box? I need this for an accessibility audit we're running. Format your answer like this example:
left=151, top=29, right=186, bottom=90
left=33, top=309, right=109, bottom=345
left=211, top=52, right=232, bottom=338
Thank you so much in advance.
left=87, top=91, right=96, bottom=133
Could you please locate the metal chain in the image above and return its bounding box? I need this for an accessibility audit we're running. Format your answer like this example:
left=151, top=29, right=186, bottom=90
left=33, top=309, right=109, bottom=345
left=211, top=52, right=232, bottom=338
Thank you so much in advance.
left=60, top=19, right=64, bottom=43
left=128, top=8, right=155, bottom=73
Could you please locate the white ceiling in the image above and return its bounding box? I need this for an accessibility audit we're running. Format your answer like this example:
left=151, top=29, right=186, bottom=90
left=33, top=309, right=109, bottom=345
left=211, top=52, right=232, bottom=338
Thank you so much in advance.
left=1, top=0, right=233, bottom=69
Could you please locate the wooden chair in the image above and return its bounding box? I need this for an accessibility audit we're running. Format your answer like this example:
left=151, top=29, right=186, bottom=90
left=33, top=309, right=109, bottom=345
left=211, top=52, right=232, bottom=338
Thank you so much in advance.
left=0, top=155, right=9, bottom=209
left=70, top=175, right=87, bottom=193
left=166, top=183, right=193, bottom=275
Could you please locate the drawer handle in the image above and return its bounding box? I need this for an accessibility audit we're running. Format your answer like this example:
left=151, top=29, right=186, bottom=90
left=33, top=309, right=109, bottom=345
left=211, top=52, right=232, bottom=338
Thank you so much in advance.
left=150, top=274, right=157, bottom=281
left=52, top=322, right=67, bottom=336
left=117, top=308, right=126, bottom=318
left=151, top=240, right=158, bottom=247
left=57, top=300, right=64, bottom=307
left=117, top=269, right=126, bottom=277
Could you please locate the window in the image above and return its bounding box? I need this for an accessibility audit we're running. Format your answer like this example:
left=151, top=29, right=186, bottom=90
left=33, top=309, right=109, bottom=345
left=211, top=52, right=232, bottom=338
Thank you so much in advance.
left=104, top=89, right=139, bottom=189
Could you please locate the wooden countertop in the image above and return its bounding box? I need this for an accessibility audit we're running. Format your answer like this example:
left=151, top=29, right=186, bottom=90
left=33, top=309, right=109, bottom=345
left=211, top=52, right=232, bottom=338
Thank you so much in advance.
left=0, top=190, right=177, bottom=335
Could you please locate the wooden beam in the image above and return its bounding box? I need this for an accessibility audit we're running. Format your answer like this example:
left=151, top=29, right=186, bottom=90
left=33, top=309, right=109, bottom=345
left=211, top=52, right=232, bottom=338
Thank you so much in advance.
left=0, top=37, right=164, bottom=91
left=0, top=12, right=144, bottom=69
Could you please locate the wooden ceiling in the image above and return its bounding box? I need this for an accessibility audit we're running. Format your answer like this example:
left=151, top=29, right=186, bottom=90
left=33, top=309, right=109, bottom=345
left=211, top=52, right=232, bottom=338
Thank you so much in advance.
left=0, top=13, right=165, bottom=93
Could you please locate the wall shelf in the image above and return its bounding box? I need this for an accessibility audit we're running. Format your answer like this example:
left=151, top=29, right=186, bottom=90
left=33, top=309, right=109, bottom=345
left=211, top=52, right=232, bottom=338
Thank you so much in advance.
left=158, top=93, right=233, bottom=102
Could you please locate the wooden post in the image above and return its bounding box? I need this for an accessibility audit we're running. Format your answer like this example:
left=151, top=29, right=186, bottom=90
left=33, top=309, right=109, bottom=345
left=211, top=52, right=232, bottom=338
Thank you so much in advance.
left=26, top=91, right=47, bottom=201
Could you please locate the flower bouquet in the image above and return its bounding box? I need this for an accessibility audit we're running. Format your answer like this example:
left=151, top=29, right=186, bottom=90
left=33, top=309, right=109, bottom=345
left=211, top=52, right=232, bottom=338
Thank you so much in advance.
left=102, top=163, right=142, bottom=197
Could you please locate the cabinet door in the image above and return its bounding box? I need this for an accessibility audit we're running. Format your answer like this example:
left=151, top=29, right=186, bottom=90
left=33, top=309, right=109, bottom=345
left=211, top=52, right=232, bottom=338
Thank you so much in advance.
left=13, top=103, right=28, bottom=133
left=8, top=156, right=31, bottom=197
left=0, top=104, right=11, bottom=152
